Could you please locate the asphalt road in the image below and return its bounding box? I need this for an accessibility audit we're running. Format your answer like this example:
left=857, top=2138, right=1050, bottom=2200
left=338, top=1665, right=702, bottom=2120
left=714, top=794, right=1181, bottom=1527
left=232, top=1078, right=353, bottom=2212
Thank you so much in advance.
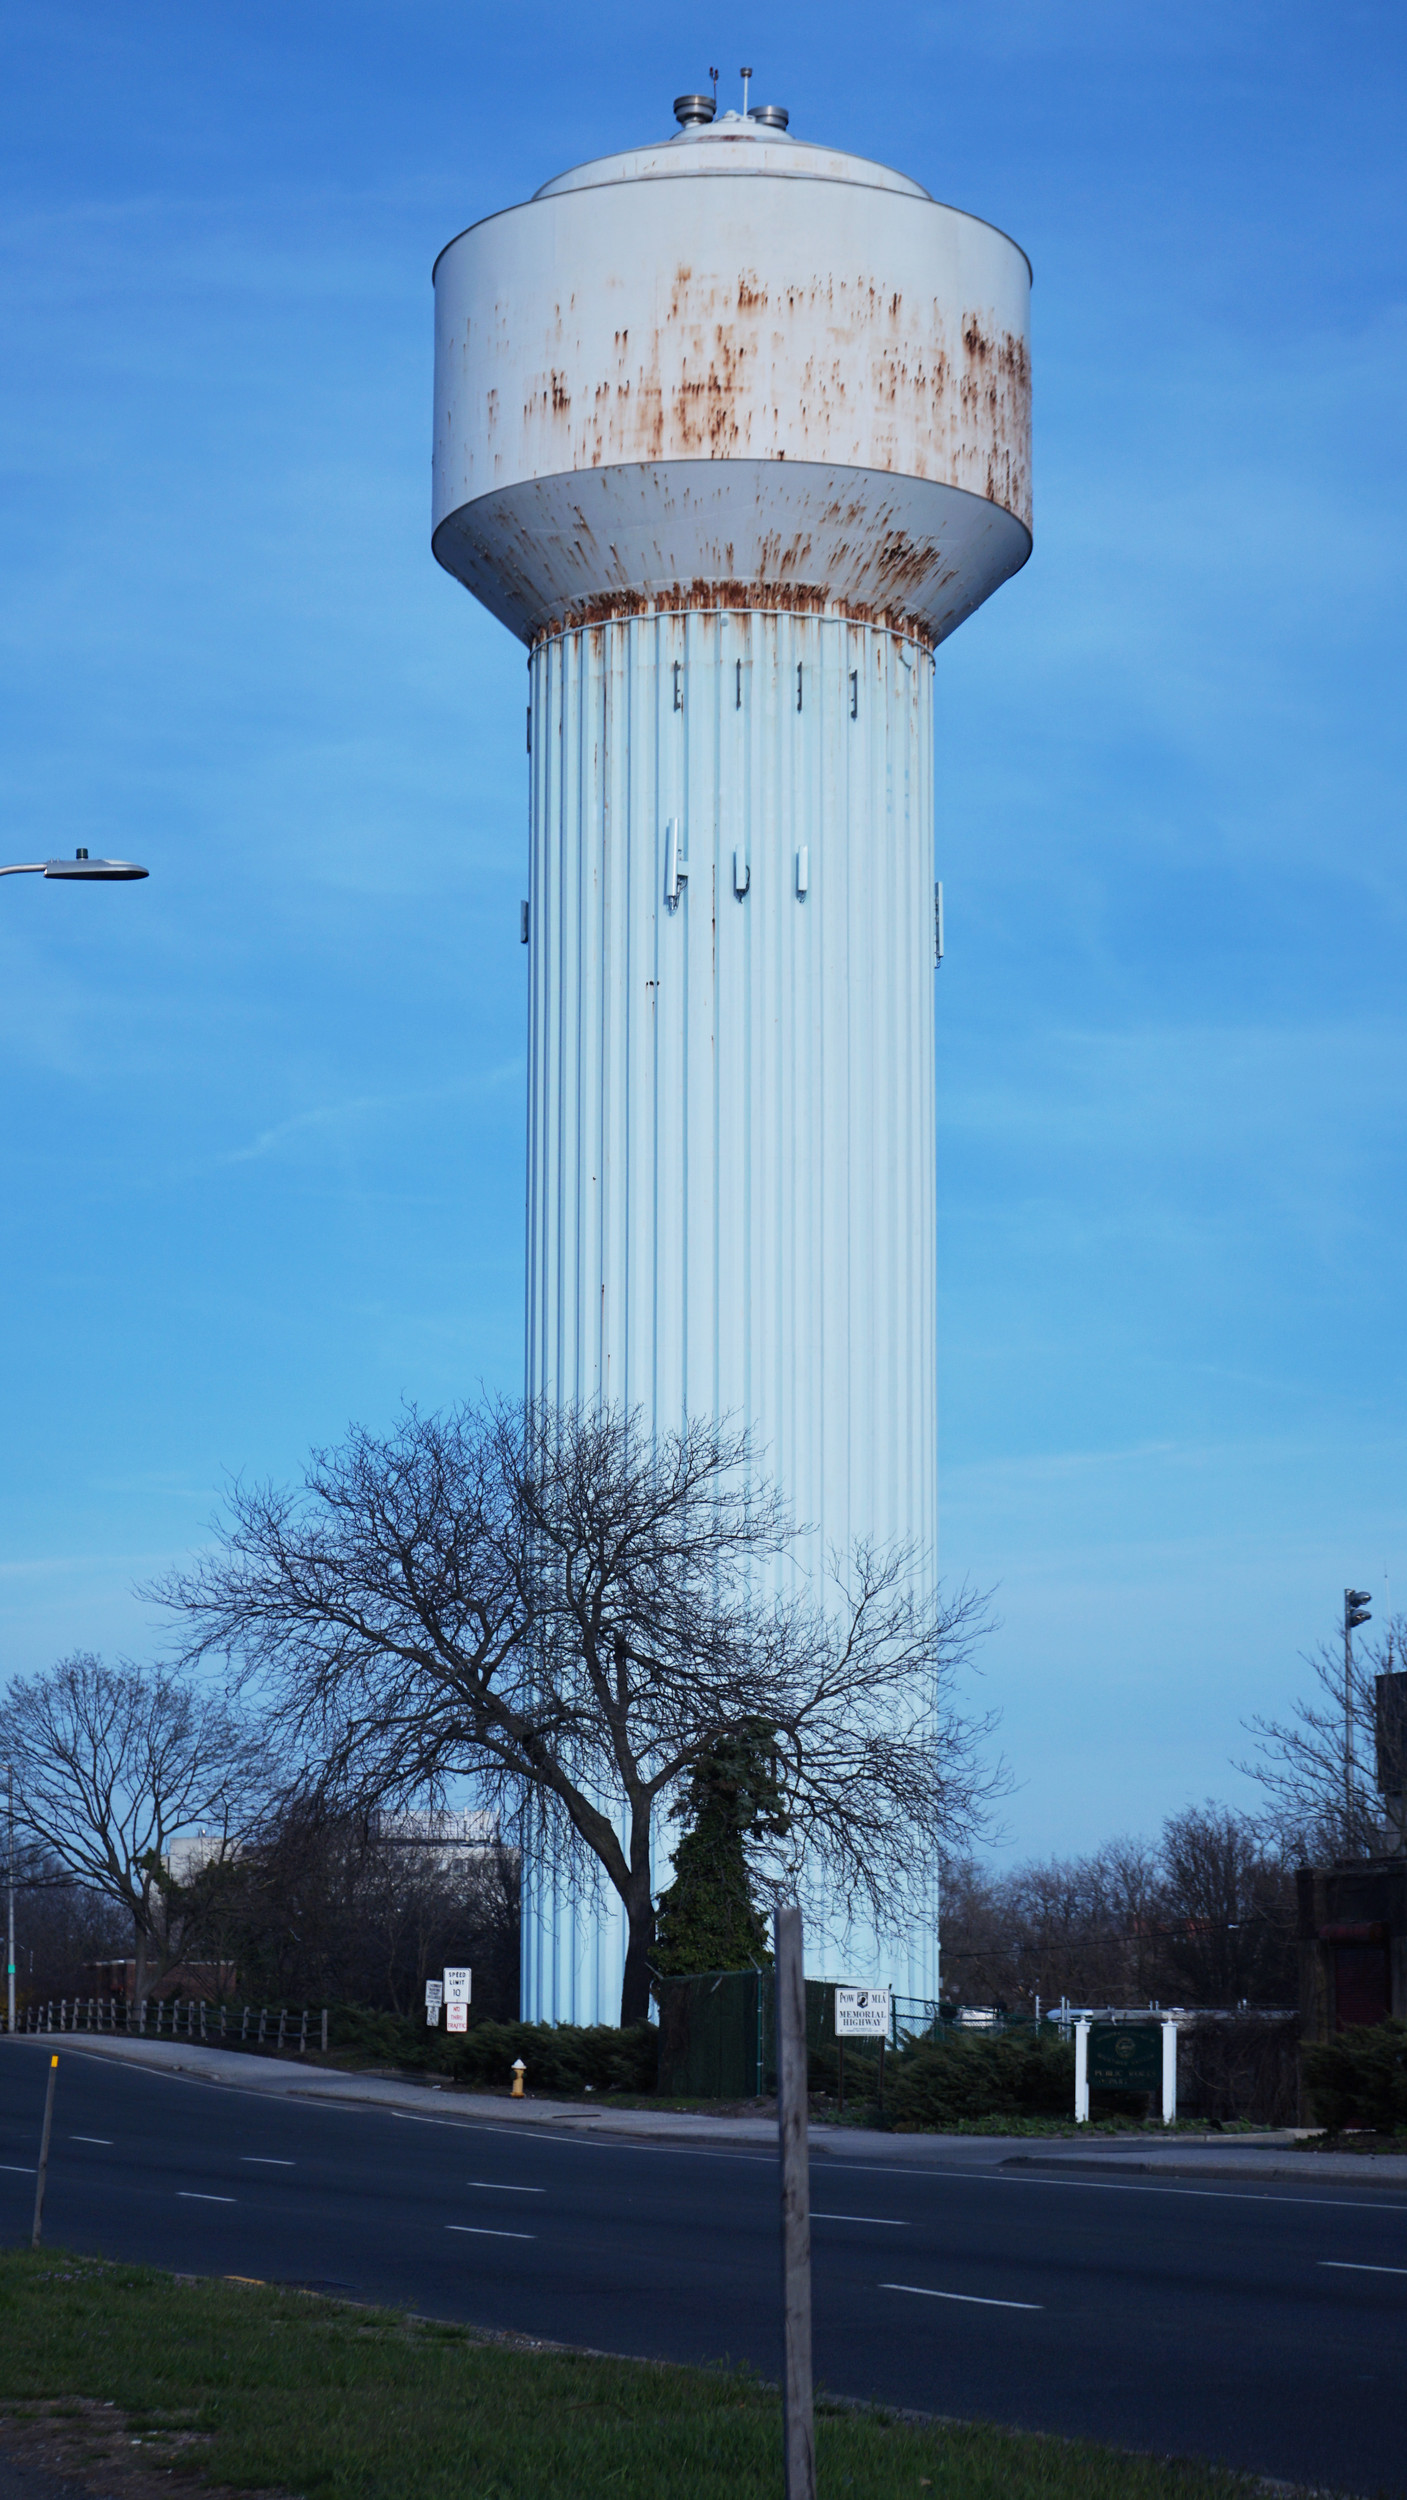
left=2, top=2043, right=1404, bottom=2494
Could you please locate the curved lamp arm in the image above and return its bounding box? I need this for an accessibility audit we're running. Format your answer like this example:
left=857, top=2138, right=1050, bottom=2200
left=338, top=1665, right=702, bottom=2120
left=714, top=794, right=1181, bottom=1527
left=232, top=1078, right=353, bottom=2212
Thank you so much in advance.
left=2, top=850, right=148, bottom=881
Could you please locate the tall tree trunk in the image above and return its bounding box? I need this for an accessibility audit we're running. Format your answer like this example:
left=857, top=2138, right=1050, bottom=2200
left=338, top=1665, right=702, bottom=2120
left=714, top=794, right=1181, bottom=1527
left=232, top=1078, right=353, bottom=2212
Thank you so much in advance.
left=133, top=1914, right=148, bottom=2007
left=619, top=1879, right=656, bottom=2026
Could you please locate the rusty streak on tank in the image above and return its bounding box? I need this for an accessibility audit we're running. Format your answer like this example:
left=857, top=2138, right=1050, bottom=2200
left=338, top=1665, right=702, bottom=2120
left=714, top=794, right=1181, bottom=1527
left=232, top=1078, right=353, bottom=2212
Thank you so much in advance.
left=528, top=578, right=943, bottom=651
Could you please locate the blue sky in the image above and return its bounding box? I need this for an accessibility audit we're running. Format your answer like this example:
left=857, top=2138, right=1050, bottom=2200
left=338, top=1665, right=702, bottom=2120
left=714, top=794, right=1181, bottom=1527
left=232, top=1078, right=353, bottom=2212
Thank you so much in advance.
left=1, top=1, right=1402, bottom=1863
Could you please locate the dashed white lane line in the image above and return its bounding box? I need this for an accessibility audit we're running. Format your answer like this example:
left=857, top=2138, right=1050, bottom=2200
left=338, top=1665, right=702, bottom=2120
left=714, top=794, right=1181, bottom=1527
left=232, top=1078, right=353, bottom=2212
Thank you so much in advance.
left=447, top=2224, right=535, bottom=2241
left=178, top=2192, right=236, bottom=2203
left=813, top=2212, right=907, bottom=2226
left=882, top=2282, right=1042, bottom=2311
left=0, top=2163, right=35, bottom=2173
left=466, top=2181, right=545, bottom=2194
left=71, top=2136, right=113, bottom=2145
left=242, top=2157, right=295, bottom=2165
left=1321, top=2261, right=1407, bottom=2277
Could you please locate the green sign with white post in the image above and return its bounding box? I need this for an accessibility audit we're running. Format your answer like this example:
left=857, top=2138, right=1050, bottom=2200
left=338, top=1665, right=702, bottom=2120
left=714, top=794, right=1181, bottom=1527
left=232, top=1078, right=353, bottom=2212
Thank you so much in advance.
left=1087, top=2021, right=1161, bottom=2092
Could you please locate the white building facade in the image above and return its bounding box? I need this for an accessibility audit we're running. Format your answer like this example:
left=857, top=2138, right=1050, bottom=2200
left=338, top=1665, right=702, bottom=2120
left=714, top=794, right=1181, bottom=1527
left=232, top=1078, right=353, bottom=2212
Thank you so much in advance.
left=431, top=97, right=1032, bottom=2022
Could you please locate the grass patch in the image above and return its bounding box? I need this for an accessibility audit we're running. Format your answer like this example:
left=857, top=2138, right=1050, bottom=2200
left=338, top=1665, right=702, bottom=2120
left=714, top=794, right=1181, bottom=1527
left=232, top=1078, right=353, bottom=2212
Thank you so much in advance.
left=0, top=2249, right=1293, bottom=2500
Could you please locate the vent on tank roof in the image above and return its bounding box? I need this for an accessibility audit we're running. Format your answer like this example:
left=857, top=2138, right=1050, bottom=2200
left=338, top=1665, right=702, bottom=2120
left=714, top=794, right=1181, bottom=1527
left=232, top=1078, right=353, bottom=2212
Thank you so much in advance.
left=750, top=103, right=789, bottom=130
left=673, top=93, right=716, bottom=127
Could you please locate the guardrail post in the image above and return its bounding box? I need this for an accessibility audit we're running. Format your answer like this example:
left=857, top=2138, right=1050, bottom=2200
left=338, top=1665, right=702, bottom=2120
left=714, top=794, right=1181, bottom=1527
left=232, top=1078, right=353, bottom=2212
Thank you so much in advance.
left=1161, top=2019, right=1178, bottom=2125
left=1074, top=2018, right=1090, bottom=2123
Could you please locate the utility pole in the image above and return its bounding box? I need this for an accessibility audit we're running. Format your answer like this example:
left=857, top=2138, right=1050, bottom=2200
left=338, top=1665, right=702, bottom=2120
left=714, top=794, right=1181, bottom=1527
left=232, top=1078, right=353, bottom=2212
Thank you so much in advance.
left=774, top=1904, right=815, bottom=2500
left=1344, top=1588, right=1373, bottom=1845
left=6, top=1760, right=14, bottom=2035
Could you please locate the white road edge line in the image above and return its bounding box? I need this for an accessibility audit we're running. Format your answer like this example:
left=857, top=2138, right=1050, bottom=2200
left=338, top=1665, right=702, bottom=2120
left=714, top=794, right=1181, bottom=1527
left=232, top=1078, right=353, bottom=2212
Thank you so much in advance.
left=812, top=2213, right=908, bottom=2225
left=466, top=2181, right=546, bottom=2193
left=447, top=2224, right=536, bottom=2241
left=1320, top=2260, right=1407, bottom=2276
left=178, top=2192, right=237, bottom=2203
left=881, top=2282, right=1042, bottom=2311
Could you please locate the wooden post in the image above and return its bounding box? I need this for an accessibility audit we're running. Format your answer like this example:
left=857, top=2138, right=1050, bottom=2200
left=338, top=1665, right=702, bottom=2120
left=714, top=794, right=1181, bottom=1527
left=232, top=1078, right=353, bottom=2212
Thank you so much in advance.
left=321, top=2008, right=329, bottom=2054
left=31, top=2053, right=58, bottom=2247
left=774, top=1905, right=815, bottom=2500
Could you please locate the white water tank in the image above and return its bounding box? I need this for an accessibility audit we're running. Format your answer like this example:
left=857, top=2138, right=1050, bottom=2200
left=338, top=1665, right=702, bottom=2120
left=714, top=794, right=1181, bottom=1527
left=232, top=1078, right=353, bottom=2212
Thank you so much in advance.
left=433, top=99, right=1031, bottom=2022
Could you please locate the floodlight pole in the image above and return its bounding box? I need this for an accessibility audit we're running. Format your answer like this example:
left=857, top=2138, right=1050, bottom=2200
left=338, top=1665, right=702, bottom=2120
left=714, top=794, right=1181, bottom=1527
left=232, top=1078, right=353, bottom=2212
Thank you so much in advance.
left=1344, top=1588, right=1373, bottom=1843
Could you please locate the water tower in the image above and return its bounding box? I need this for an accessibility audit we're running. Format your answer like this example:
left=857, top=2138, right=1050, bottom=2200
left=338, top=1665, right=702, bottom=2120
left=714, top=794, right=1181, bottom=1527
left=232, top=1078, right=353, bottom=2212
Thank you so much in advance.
left=432, top=85, right=1032, bottom=2022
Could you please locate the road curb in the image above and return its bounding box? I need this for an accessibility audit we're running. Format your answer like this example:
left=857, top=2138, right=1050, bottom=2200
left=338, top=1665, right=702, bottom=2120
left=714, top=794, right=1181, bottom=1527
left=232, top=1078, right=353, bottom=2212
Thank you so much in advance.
left=1001, top=2152, right=1407, bottom=2189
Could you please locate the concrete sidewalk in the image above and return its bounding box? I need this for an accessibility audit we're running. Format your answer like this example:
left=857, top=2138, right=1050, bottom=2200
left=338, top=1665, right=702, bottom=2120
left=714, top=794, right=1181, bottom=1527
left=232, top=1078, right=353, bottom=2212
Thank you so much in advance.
left=6, top=2030, right=1407, bottom=2187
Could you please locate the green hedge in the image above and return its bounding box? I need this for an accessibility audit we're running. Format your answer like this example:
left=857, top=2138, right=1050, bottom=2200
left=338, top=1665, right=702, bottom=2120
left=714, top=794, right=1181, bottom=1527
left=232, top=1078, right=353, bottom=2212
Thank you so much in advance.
left=323, top=2003, right=658, bottom=2096
left=1302, top=2019, right=1407, bottom=2133
left=887, top=2030, right=1076, bottom=2128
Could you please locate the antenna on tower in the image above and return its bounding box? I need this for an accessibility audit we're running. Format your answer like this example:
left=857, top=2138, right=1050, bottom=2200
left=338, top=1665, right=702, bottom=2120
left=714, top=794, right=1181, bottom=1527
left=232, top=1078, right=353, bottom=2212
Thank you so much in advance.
left=709, top=65, right=719, bottom=101
left=740, top=65, right=753, bottom=117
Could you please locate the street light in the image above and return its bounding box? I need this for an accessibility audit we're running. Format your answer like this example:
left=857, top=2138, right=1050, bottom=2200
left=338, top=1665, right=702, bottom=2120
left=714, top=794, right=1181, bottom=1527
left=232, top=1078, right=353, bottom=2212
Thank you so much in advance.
left=4, top=844, right=146, bottom=2022
left=2, top=848, right=148, bottom=881
left=1345, top=1587, right=1373, bottom=1839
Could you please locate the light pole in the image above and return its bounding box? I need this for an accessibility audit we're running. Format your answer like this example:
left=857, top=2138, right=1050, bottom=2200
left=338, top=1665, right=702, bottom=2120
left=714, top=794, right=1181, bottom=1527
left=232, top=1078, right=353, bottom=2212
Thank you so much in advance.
left=5, top=1760, right=13, bottom=2036
left=1344, top=1587, right=1373, bottom=1844
left=2, top=849, right=148, bottom=881
left=3, top=846, right=146, bottom=2025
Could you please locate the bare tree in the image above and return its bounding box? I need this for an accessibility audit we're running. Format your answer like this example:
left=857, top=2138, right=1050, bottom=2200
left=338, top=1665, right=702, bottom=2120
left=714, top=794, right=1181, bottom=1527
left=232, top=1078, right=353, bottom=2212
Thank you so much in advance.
left=1240, top=1611, right=1407, bottom=1863
left=4, top=1653, right=264, bottom=2000
left=193, top=1795, right=521, bottom=2019
left=937, top=1814, right=1292, bottom=2013
left=154, top=1400, right=1001, bottom=2025
left=1154, top=1804, right=1295, bottom=2005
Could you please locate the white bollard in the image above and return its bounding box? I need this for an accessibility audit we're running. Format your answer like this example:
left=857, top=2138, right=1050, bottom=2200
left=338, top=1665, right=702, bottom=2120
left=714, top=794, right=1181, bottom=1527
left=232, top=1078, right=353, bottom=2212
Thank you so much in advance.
left=1161, top=2019, right=1178, bottom=2126
left=1074, top=2019, right=1090, bottom=2124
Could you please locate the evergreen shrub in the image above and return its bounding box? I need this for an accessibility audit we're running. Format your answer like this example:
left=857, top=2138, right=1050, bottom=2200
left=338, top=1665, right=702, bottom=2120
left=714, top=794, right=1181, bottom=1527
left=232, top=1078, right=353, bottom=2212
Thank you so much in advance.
left=323, top=2002, right=657, bottom=2095
left=887, top=2030, right=1075, bottom=2128
left=1302, top=2019, right=1407, bottom=2133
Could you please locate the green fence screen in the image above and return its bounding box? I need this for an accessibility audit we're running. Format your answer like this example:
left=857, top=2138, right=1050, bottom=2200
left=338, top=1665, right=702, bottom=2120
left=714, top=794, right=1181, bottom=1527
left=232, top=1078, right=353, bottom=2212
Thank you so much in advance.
left=655, top=1971, right=892, bottom=2098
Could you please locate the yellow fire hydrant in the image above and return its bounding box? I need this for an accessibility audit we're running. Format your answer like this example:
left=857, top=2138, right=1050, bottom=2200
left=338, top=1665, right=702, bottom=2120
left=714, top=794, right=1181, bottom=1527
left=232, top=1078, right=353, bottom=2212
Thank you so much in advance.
left=510, top=2059, right=526, bottom=2099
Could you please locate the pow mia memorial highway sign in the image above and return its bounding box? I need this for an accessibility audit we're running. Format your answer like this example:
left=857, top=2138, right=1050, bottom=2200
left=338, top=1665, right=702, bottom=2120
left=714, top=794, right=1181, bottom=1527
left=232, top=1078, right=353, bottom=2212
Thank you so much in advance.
left=424, top=1980, right=443, bottom=2029
left=833, top=1986, right=892, bottom=2120
left=834, top=1987, right=891, bottom=2037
